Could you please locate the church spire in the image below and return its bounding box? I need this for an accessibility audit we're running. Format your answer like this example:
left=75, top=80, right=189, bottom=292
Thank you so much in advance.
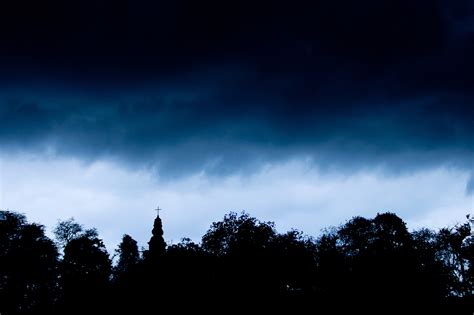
left=147, top=206, right=166, bottom=260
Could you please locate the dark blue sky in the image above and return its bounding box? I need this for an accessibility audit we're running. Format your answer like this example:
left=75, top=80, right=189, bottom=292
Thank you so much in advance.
left=0, top=0, right=472, bottom=175
left=0, top=0, right=472, bottom=249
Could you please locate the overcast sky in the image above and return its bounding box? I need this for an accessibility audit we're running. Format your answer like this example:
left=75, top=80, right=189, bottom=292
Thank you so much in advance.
left=0, top=0, right=473, bottom=251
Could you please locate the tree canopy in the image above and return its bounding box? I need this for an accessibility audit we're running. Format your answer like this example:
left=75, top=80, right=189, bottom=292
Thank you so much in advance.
left=0, top=209, right=472, bottom=314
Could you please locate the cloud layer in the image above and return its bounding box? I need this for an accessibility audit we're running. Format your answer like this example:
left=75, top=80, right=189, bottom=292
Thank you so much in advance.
left=0, top=72, right=472, bottom=178
left=1, top=154, right=471, bottom=251
left=0, top=1, right=472, bottom=177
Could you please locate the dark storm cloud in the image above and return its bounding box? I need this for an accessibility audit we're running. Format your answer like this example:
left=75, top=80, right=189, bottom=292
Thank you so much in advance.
left=1, top=73, right=471, bottom=177
left=0, top=0, right=472, bottom=177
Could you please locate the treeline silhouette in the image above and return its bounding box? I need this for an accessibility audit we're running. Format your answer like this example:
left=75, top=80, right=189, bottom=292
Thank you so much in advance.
left=0, top=210, right=473, bottom=314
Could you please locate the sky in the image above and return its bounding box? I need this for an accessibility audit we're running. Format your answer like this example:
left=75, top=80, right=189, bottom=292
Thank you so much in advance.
left=0, top=0, right=473, bottom=251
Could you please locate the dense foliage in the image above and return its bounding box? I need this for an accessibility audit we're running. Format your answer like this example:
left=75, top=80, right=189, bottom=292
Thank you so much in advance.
left=0, top=210, right=472, bottom=314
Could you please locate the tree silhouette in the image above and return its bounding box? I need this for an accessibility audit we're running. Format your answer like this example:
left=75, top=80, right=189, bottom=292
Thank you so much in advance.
left=314, top=231, right=346, bottom=302
left=270, top=230, right=317, bottom=295
left=319, top=213, right=431, bottom=307
left=53, top=217, right=99, bottom=251
left=412, top=228, right=450, bottom=301
left=436, top=220, right=473, bottom=297
left=53, top=218, right=83, bottom=249
left=114, top=234, right=140, bottom=278
left=0, top=211, right=59, bottom=315
left=111, top=234, right=144, bottom=314
left=1, top=208, right=474, bottom=313
left=202, top=211, right=276, bottom=256
left=60, top=228, right=111, bottom=313
left=202, top=212, right=293, bottom=304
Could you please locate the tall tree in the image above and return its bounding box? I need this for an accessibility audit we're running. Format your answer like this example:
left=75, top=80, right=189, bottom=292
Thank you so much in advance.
left=60, top=229, right=111, bottom=313
left=201, top=211, right=276, bottom=257
left=436, top=220, right=473, bottom=297
left=0, top=211, right=59, bottom=314
left=53, top=218, right=83, bottom=249
left=411, top=228, right=450, bottom=301
left=333, top=213, right=422, bottom=305
left=53, top=217, right=98, bottom=250
left=201, top=212, right=278, bottom=300
left=114, top=234, right=140, bottom=277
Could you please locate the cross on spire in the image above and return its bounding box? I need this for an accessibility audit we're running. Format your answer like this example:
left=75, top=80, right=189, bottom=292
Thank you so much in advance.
left=155, top=206, right=162, bottom=217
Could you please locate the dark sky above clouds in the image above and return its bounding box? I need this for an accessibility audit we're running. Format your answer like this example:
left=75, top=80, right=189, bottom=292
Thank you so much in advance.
left=0, top=0, right=473, bottom=177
